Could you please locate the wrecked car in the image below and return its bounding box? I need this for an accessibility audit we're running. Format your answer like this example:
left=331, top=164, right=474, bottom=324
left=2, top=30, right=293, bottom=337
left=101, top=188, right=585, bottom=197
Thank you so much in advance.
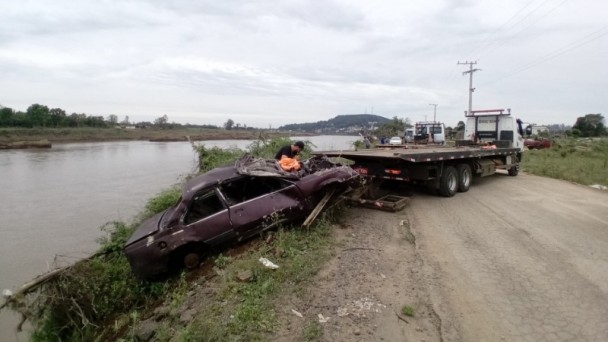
left=124, top=155, right=359, bottom=279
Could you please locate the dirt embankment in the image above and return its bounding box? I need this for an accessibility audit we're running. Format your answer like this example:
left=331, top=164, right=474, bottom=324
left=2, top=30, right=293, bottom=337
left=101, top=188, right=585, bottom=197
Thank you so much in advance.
left=0, top=127, right=306, bottom=145
left=274, top=172, right=608, bottom=341
left=273, top=208, right=442, bottom=342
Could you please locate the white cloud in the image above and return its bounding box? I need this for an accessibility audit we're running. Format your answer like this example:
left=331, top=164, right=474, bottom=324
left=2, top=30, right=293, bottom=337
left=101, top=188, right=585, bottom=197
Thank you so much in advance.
left=0, top=0, right=606, bottom=128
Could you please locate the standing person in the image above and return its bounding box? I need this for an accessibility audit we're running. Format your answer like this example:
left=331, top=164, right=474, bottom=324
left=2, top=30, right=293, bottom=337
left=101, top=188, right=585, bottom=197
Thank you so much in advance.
left=275, top=141, right=305, bottom=160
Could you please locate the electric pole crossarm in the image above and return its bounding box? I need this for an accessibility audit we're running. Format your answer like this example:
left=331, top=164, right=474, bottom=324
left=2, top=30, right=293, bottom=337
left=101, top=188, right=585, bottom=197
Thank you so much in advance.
left=457, top=61, right=481, bottom=116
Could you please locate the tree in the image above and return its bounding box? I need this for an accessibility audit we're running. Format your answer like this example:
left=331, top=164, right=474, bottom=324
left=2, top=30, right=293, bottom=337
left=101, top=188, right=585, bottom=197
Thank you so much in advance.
left=374, top=116, right=409, bottom=138
left=0, top=106, right=14, bottom=127
left=224, top=118, right=235, bottom=130
left=154, top=115, right=169, bottom=128
left=66, top=113, right=87, bottom=127
left=26, top=104, right=50, bottom=127
left=121, top=116, right=130, bottom=125
left=573, top=114, right=606, bottom=137
left=107, top=115, right=118, bottom=126
left=456, top=121, right=465, bottom=131
left=49, top=108, right=66, bottom=127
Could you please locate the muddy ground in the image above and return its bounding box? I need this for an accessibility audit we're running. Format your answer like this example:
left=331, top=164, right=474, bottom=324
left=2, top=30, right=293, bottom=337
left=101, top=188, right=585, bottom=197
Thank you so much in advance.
left=272, top=172, right=608, bottom=341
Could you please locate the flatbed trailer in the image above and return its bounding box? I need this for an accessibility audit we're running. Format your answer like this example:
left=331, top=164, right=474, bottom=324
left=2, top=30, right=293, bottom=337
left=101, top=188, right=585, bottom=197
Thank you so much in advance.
left=313, top=144, right=522, bottom=197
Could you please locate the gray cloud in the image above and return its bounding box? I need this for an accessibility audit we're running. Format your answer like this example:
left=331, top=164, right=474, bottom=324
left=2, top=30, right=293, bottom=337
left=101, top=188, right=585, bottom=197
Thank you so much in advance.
left=0, top=0, right=606, bottom=128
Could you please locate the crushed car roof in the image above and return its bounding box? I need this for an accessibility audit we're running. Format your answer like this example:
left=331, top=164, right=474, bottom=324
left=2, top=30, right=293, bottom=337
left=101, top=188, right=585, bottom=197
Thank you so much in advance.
left=183, top=155, right=345, bottom=196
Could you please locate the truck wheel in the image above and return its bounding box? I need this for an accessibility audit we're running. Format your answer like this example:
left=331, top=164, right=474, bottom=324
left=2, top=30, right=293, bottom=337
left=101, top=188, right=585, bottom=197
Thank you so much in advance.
left=508, top=165, right=519, bottom=177
left=439, top=166, right=458, bottom=197
left=456, top=164, right=472, bottom=192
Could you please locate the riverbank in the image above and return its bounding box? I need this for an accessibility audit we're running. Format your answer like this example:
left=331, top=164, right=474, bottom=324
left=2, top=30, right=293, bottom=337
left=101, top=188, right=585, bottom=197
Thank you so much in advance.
left=0, top=127, right=309, bottom=145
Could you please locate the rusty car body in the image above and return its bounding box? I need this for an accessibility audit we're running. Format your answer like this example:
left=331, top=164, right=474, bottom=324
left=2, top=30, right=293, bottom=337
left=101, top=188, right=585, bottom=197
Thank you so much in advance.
left=124, top=156, right=359, bottom=279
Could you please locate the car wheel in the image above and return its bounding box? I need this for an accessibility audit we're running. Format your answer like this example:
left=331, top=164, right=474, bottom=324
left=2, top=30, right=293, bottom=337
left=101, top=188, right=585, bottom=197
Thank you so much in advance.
left=183, top=252, right=202, bottom=270
left=439, top=166, right=458, bottom=197
left=171, top=243, right=206, bottom=272
left=456, top=164, right=472, bottom=192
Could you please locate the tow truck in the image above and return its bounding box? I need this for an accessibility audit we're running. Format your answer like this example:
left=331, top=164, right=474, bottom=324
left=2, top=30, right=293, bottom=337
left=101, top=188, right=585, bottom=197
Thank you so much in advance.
left=314, top=109, right=525, bottom=197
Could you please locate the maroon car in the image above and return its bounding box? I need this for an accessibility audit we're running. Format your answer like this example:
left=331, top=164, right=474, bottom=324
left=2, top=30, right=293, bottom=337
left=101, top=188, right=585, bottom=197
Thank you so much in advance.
left=124, top=156, right=359, bottom=279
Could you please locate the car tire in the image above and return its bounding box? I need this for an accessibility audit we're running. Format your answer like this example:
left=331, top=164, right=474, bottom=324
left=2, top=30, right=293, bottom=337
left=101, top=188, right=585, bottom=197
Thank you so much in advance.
left=439, top=166, right=458, bottom=197
left=171, top=243, right=206, bottom=272
left=456, top=164, right=472, bottom=192
left=183, top=252, right=202, bottom=270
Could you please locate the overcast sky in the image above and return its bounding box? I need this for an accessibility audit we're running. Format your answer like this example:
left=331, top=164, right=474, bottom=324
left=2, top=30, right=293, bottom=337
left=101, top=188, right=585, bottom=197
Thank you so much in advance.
left=0, top=0, right=606, bottom=128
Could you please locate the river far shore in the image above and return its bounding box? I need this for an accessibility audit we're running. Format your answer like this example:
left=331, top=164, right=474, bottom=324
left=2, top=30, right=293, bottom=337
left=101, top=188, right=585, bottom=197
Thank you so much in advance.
left=0, top=127, right=314, bottom=148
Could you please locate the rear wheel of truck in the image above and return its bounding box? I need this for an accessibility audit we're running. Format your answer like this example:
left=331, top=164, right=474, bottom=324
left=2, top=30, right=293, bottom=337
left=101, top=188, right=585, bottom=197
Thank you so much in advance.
left=508, top=165, right=519, bottom=177
left=457, top=164, right=472, bottom=192
left=439, top=166, right=458, bottom=197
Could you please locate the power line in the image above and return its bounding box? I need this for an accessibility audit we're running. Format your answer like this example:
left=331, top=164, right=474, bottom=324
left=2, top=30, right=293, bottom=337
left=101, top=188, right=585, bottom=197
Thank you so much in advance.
left=480, top=0, right=569, bottom=58
left=466, top=0, right=537, bottom=58
left=481, top=26, right=608, bottom=85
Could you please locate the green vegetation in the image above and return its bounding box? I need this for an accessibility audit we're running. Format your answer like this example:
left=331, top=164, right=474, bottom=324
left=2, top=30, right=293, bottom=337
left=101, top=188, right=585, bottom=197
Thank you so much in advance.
left=522, top=138, right=608, bottom=186
left=29, top=198, right=178, bottom=341
left=179, top=219, right=335, bottom=341
left=9, top=137, right=337, bottom=341
left=374, top=116, right=411, bottom=139
left=0, top=126, right=291, bottom=144
left=401, top=305, right=415, bottom=317
left=278, top=114, right=390, bottom=133
left=570, top=113, right=607, bottom=137
left=303, top=319, right=324, bottom=341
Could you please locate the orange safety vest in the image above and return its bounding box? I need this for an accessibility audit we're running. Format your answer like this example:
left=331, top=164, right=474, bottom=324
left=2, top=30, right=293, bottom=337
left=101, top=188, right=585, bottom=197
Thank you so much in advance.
left=279, top=156, right=301, bottom=171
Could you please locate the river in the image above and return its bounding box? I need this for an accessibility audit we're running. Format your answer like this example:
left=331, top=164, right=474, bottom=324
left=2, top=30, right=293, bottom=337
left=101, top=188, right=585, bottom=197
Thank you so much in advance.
left=0, top=135, right=358, bottom=341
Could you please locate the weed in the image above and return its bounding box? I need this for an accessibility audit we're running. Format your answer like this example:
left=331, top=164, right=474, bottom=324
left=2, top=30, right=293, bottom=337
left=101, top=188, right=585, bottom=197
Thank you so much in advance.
left=21, top=137, right=342, bottom=341
left=214, top=253, right=231, bottom=269
left=194, top=145, right=244, bottom=173
left=143, top=186, right=181, bottom=216
left=402, top=305, right=415, bottom=317
left=303, top=319, right=324, bottom=341
left=522, top=137, right=608, bottom=186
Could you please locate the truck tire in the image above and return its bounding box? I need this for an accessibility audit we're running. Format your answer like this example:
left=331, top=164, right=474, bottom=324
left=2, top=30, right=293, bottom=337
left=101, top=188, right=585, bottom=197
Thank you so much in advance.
left=439, top=166, right=458, bottom=197
left=508, top=165, right=519, bottom=177
left=457, top=164, right=472, bottom=192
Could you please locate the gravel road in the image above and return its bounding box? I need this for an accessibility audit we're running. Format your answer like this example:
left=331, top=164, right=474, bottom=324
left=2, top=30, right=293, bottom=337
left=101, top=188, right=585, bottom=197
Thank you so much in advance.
left=275, top=172, right=608, bottom=341
left=410, top=172, right=608, bottom=341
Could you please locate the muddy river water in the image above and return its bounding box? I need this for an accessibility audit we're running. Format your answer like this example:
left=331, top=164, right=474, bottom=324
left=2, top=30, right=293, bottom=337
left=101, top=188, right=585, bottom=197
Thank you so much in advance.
left=0, top=135, right=357, bottom=341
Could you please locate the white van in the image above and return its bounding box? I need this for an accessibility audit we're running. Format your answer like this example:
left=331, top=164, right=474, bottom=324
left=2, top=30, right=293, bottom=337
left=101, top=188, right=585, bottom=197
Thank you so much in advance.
left=404, top=128, right=415, bottom=143
left=412, top=122, right=445, bottom=144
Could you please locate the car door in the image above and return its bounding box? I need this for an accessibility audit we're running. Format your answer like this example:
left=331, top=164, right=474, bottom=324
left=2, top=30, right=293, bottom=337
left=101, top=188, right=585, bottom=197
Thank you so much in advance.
left=182, top=188, right=235, bottom=246
left=220, top=176, right=303, bottom=239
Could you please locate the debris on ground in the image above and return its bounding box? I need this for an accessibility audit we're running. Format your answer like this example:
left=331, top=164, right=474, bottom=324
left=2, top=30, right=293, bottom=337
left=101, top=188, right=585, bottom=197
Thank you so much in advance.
left=259, top=257, right=279, bottom=269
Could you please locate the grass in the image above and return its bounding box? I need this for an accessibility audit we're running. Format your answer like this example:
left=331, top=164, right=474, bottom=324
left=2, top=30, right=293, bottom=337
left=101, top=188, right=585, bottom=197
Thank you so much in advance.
left=16, top=136, right=339, bottom=341
left=401, top=305, right=415, bottom=317
left=178, top=218, right=337, bottom=341
left=521, top=137, right=608, bottom=186
left=0, top=126, right=295, bottom=144
left=303, top=320, right=324, bottom=341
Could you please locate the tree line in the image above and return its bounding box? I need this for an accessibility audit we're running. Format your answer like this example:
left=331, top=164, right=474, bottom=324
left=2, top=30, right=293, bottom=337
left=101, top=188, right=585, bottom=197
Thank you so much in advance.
left=0, top=104, right=218, bottom=129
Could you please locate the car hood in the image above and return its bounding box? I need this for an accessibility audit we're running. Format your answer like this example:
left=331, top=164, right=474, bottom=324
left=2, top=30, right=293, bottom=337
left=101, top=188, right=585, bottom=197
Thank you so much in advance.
left=125, top=211, right=165, bottom=246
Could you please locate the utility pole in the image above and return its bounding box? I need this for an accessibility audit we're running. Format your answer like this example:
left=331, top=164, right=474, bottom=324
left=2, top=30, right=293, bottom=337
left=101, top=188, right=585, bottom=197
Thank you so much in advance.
left=429, top=103, right=438, bottom=122
left=457, top=61, right=481, bottom=116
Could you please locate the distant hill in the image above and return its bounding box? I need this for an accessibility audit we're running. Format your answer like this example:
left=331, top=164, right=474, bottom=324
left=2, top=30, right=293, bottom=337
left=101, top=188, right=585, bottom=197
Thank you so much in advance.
left=279, top=114, right=391, bottom=133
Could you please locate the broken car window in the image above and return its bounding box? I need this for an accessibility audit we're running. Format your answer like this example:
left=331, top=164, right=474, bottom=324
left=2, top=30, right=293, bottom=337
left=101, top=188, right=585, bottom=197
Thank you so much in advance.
left=220, top=177, right=288, bottom=205
left=184, top=190, right=225, bottom=225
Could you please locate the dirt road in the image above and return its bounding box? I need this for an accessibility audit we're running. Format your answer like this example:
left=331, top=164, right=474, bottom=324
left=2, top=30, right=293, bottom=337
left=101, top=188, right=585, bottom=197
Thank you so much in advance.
left=275, top=172, right=608, bottom=341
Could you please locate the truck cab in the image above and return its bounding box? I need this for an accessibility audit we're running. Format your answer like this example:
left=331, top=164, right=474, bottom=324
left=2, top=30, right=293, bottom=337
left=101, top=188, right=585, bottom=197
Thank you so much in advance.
left=462, top=109, right=524, bottom=151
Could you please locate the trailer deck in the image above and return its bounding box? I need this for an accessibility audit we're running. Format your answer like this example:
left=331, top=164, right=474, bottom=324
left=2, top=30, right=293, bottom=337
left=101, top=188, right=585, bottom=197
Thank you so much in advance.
left=313, top=145, right=521, bottom=163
